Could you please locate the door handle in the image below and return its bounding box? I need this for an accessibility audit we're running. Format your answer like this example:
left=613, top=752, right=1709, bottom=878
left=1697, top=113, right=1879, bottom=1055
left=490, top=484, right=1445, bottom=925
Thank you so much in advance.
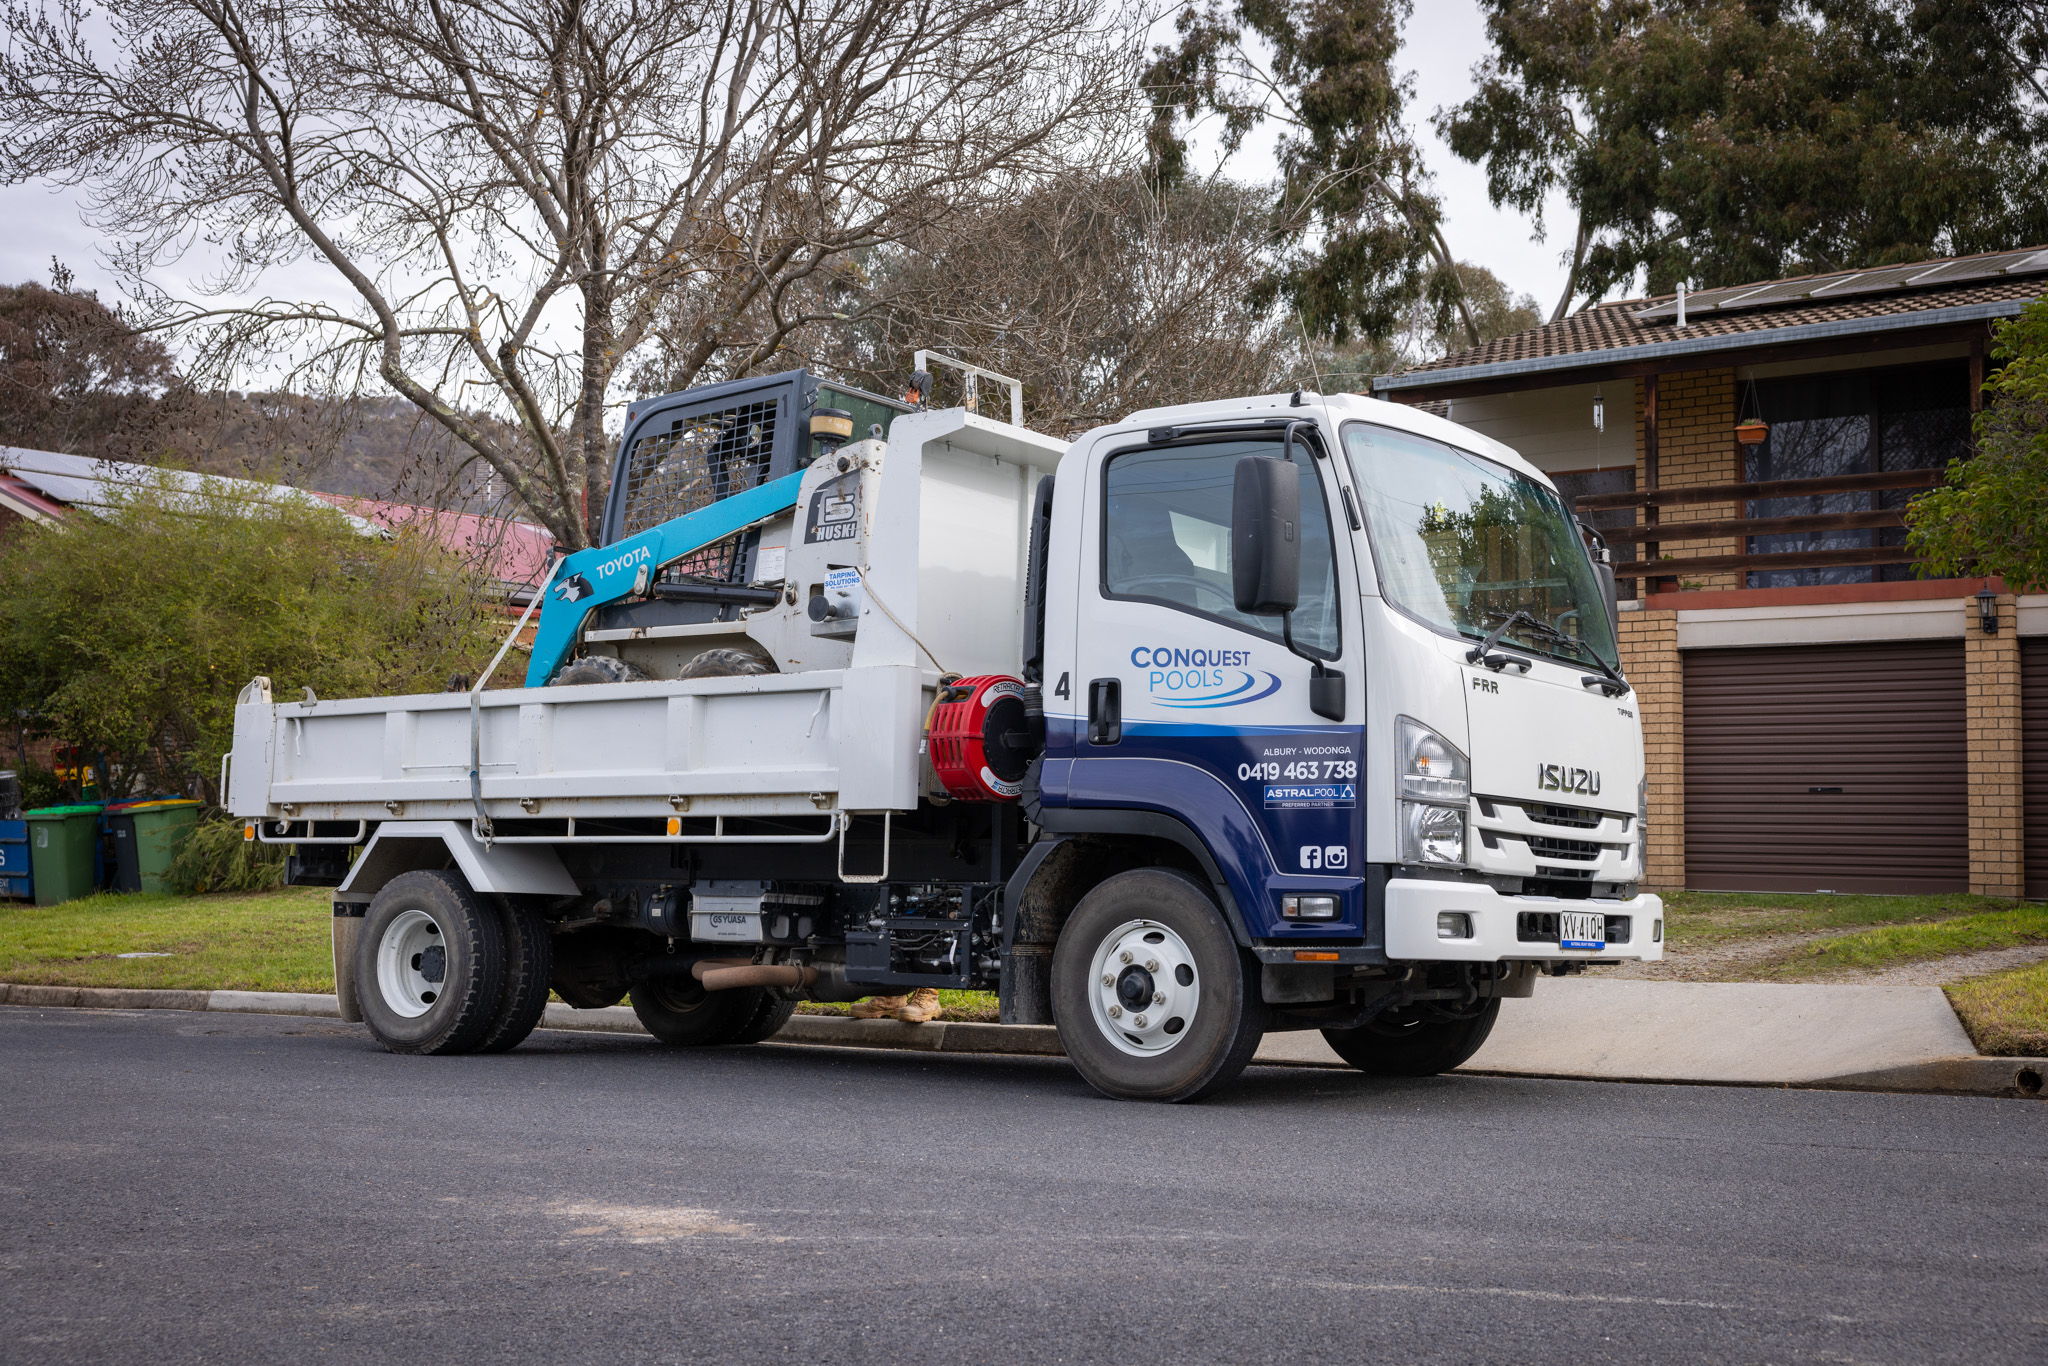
left=1087, top=678, right=1121, bottom=746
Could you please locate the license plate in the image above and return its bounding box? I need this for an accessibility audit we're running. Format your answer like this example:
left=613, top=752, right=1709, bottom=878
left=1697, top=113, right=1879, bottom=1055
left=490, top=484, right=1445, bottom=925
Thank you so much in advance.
left=1559, top=911, right=1606, bottom=950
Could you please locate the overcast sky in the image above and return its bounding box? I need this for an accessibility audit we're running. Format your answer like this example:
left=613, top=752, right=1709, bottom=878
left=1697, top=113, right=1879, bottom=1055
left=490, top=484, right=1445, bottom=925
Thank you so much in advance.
left=0, top=0, right=1577, bottom=352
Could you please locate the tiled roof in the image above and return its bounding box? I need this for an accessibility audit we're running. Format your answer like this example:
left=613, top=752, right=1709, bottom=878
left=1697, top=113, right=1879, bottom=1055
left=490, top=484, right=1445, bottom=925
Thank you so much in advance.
left=1397, top=247, right=2048, bottom=382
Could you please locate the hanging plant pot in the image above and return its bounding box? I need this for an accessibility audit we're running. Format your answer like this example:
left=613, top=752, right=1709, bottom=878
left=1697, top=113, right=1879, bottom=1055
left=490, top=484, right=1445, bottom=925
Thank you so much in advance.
left=1735, top=419, right=1770, bottom=447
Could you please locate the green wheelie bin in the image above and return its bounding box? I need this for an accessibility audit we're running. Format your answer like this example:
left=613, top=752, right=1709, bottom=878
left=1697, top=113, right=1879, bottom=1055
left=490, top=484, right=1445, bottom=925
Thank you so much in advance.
left=105, top=798, right=203, bottom=895
left=24, top=804, right=104, bottom=905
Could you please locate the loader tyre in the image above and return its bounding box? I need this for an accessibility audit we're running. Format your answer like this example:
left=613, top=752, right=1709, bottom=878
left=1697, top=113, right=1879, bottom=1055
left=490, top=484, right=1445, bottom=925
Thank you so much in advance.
left=676, top=642, right=777, bottom=679
left=1051, top=868, right=1264, bottom=1102
left=354, top=871, right=506, bottom=1055
left=1320, top=996, right=1501, bottom=1077
left=475, top=899, right=553, bottom=1054
left=630, top=977, right=786, bottom=1046
left=551, top=655, right=648, bottom=686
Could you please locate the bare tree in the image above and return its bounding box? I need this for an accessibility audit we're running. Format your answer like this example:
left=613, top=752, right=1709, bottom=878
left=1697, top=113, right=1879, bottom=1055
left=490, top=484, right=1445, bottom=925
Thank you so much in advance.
left=0, top=0, right=1135, bottom=546
left=817, top=171, right=1305, bottom=433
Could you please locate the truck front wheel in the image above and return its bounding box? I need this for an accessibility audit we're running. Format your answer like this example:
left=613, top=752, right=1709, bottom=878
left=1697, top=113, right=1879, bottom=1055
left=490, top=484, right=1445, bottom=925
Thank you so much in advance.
left=1320, top=997, right=1501, bottom=1077
left=353, top=871, right=507, bottom=1055
left=1051, top=869, right=1264, bottom=1102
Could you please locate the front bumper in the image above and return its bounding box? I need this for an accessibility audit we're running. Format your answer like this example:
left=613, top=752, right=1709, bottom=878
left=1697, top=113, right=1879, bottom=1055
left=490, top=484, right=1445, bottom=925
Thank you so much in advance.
left=1384, top=876, right=1664, bottom=963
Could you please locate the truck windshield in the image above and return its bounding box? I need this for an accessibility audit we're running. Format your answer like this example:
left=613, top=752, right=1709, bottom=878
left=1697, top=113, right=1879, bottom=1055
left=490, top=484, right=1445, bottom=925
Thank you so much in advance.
left=1343, top=422, right=1619, bottom=671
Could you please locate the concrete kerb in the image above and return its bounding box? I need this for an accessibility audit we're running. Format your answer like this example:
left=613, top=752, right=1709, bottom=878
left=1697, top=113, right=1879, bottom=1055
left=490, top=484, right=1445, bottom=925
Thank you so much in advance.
left=2, top=981, right=2042, bottom=1098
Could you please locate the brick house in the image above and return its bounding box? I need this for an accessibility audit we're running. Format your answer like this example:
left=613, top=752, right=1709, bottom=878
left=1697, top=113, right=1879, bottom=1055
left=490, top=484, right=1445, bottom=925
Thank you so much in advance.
left=1375, top=247, right=2047, bottom=897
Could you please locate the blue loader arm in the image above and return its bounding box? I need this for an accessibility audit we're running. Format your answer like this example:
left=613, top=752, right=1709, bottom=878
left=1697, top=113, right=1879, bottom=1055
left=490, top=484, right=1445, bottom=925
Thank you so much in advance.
left=523, top=471, right=808, bottom=687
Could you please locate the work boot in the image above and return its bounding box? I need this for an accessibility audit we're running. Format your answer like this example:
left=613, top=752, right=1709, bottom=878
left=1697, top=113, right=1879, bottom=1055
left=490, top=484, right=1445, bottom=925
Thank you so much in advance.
left=893, top=988, right=944, bottom=1024
left=850, top=995, right=906, bottom=1020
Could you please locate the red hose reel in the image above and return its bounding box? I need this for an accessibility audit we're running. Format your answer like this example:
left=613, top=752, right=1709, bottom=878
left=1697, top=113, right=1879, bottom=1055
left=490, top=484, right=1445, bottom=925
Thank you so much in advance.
left=927, top=675, right=1038, bottom=801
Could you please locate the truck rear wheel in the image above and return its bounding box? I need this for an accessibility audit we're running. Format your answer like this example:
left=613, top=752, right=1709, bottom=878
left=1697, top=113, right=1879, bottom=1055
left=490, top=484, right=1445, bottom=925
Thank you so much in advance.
left=475, top=900, right=553, bottom=1054
left=630, top=977, right=790, bottom=1046
left=1051, top=868, right=1264, bottom=1102
left=353, top=871, right=507, bottom=1055
left=1320, top=997, right=1501, bottom=1077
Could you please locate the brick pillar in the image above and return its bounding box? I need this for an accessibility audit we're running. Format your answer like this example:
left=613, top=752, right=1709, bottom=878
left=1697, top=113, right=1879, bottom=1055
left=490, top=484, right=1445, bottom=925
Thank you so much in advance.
left=1617, top=606, right=1683, bottom=887
left=1966, top=593, right=2024, bottom=896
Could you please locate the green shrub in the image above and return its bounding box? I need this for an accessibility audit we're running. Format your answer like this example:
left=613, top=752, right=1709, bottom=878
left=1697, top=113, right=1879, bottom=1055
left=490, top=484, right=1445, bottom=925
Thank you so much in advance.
left=0, top=472, right=500, bottom=801
left=165, top=816, right=287, bottom=895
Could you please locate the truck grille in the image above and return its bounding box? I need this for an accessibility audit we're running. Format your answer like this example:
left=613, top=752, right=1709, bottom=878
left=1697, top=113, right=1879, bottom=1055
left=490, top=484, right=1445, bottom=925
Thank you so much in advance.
left=1527, top=802, right=1603, bottom=829
left=1527, top=835, right=1602, bottom=862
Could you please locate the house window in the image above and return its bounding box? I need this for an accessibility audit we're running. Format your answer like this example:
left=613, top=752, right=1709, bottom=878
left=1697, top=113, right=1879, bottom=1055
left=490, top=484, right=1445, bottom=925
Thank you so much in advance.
left=1745, top=361, right=1970, bottom=588
left=1552, top=466, right=1637, bottom=600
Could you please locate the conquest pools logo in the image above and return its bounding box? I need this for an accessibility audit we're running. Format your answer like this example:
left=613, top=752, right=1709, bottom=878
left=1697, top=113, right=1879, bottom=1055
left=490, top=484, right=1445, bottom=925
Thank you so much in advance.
left=1130, top=645, right=1282, bottom=710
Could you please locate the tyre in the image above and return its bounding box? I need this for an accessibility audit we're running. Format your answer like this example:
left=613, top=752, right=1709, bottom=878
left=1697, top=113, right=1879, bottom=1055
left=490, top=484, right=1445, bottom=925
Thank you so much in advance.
left=353, top=871, right=507, bottom=1055
left=475, top=899, right=553, bottom=1054
left=1320, top=997, right=1501, bottom=1077
left=728, top=991, right=798, bottom=1045
left=1051, top=868, right=1264, bottom=1102
left=551, top=654, right=648, bottom=686
left=676, top=642, right=777, bottom=679
left=629, top=976, right=786, bottom=1046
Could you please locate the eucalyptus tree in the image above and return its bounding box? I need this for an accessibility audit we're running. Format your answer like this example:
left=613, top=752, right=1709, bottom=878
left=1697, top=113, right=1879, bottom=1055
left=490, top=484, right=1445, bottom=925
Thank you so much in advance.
left=1143, top=0, right=1480, bottom=351
left=1441, top=0, right=2048, bottom=316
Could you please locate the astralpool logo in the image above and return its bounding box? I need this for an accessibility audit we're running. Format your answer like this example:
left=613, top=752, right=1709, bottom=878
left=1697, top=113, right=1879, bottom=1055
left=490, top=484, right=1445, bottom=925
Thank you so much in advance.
left=1130, top=645, right=1282, bottom=709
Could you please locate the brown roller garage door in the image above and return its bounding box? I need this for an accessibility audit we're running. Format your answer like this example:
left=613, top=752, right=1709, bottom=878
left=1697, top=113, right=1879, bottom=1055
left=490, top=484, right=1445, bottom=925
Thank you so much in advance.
left=2026, top=638, right=2048, bottom=899
left=1684, top=641, right=1967, bottom=893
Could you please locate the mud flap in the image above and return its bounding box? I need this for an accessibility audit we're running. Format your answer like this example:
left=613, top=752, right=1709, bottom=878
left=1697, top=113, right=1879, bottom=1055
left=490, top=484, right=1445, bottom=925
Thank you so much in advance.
left=332, top=895, right=369, bottom=1023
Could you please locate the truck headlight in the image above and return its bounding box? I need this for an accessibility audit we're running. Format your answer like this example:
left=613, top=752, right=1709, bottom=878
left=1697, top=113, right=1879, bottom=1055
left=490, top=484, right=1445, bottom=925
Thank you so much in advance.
left=1401, top=800, right=1466, bottom=866
left=1398, top=717, right=1468, bottom=803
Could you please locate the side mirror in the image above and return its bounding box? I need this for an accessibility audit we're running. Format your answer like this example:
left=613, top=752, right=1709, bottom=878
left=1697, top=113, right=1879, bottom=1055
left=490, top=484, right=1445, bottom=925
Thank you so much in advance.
left=1578, top=518, right=1620, bottom=628
left=1232, top=455, right=1300, bottom=615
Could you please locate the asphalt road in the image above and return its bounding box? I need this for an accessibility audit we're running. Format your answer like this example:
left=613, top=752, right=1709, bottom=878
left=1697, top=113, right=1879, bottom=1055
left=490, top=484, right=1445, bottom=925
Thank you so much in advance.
left=2, top=1007, right=2044, bottom=1366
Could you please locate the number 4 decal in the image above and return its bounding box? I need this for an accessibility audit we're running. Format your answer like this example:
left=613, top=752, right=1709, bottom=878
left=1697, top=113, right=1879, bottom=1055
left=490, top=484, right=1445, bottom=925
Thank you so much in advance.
left=1053, top=672, right=1071, bottom=700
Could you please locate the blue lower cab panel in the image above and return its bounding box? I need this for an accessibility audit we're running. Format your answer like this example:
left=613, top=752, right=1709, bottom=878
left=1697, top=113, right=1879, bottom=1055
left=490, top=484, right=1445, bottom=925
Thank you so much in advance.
left=0, top=873, right=30, bottom=899
left=0, top=842, right=29, bottom=875
left=1043, top=718, right=1367, bottom=939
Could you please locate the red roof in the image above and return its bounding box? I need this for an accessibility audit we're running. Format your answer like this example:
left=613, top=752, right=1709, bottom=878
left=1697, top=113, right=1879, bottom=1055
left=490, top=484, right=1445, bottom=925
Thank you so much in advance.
left=0, top=471, right=68, bottom=522
left=310, top=494, right=555, bottom=587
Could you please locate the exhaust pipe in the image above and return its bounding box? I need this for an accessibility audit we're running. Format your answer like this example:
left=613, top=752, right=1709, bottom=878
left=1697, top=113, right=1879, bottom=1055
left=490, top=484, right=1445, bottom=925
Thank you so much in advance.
left=691, top=959, right=819, bottom=992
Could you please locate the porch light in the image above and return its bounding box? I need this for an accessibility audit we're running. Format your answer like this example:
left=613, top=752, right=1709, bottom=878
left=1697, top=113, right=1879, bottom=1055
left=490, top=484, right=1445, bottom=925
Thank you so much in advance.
left=1977, top=586, right=2000, bottom=635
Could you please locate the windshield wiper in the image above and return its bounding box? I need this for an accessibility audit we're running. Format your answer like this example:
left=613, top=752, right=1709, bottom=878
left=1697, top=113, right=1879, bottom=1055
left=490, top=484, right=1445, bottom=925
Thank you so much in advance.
left=1471, top=609, right=1631, bottom=696
left=1465, top=611, right=1539, bottom=672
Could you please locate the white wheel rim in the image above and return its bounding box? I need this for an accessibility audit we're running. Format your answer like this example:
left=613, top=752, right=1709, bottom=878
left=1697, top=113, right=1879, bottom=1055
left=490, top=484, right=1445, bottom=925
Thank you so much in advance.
left=375, top=908, right=446, bottom=1018
left=1087, top=919, right=1199, bottom=1057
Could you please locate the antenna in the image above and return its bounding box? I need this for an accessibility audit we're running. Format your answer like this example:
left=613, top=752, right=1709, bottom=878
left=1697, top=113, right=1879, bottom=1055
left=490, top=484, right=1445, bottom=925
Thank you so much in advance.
left=1294, top=311, right=1326, bottom=393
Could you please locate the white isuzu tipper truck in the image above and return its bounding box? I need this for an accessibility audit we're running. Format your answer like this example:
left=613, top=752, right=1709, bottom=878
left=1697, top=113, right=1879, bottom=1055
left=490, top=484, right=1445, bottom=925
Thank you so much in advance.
left=228, top=365, right=1662, bottom=1101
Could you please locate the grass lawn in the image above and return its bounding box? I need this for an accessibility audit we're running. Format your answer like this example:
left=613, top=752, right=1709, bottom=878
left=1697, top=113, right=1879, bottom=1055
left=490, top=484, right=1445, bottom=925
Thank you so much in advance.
left=1946, top=961, right=2048, bottom=1057
left=0, top=888, right=999, bottom=1019
left=1659, top=890, right=2030, bottom=949
left=0, top=888, right=333, bottom=993
left=1734, top=904, right=2048, bottom=979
